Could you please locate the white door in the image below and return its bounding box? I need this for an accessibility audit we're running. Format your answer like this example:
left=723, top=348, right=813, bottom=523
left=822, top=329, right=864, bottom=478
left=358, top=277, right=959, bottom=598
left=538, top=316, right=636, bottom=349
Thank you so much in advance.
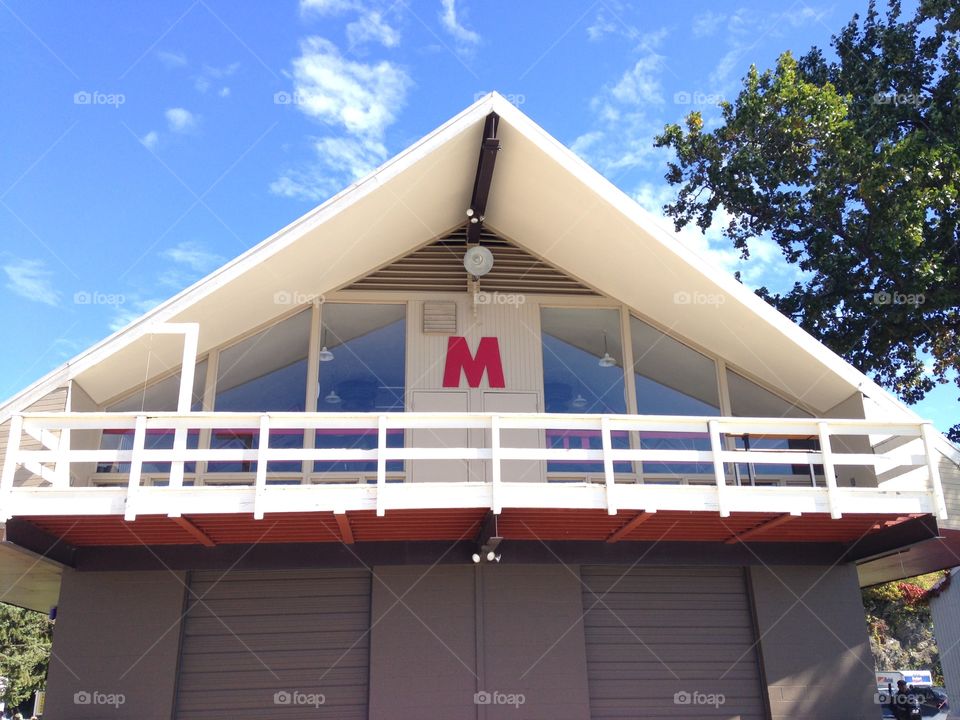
left=482, top=391, right=543, bottom=483
left=409, top=390, right=471, bottom=483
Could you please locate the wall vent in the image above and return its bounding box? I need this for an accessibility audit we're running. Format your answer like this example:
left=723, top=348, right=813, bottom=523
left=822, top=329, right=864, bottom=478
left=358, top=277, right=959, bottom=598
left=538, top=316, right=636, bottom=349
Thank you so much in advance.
left=346, top=225, right=597, bottom=295
left=422, top=301, right=458, bottom=334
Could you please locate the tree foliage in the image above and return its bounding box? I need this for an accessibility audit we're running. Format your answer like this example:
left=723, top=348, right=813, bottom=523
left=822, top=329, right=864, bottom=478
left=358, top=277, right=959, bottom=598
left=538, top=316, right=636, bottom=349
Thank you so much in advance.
left=655, top=0, right=960, bottom=439
left=862, top=572, right=947, bottom=681
left=0, top=603, right=52, bottom=708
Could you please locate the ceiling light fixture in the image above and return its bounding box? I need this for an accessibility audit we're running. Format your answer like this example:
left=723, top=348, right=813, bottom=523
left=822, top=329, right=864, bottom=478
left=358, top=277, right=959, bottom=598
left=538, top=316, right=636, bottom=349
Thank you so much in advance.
left=571, top=394, right=588, bottom=409
left=598, top=331, right=616, bottom=368
left=324, top=390, right=341, bottom=405
left=463, top=245, right=494, bottom=277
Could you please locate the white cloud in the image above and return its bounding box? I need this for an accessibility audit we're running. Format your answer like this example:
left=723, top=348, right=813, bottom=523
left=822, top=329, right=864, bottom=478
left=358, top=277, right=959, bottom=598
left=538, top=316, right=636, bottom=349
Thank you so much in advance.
left=692, top=11, right=725, bottom=38
left=219, top=87, right=231, bottom=98
left=291, top=37, right=410, bottom=135
left=141, top=130, right=159, bottom=150
left=161, top=240, right=224, bottom=273
left=570, top=41, right=668, bottom=174
left=439, top=0, right=480, bottom=45
left=3, top=258, right=60, bottom=307
left=165, top=107, right=197, bottom=133
left=272, top=36, right=410, bottom=203
left=157, top=50, right=187, bottom=68
left=300, top=0, right=359, bottom=14
left=347, top=10, right=400, bottom=48
left=195, top=63, right=239, bottom=95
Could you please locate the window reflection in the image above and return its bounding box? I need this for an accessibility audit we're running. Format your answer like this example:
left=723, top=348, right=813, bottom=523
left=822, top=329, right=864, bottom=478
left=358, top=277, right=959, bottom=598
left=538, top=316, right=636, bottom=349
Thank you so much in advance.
left=541, top=308, right=629, bottom=474
left=631, top=317, right=719, bottom=479
left=210, top=310, right=311, bottom=473
left=315, top=303, right=406, bottom=473
left=97, top=360, right=207, bottom=474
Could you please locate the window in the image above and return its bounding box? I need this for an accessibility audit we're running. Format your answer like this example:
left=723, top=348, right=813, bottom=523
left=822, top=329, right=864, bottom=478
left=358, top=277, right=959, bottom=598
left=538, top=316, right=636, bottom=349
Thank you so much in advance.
left=631, top=317, right=719, bottom=478
left=540, top=307, right=628, bottom=474
left=210, top=310, right=311, bottom=473
left=97, top=360, right=207, bottom=474
left=314, top=303, right=406, bottom=473
left=726, top=370, right=818, bottom=480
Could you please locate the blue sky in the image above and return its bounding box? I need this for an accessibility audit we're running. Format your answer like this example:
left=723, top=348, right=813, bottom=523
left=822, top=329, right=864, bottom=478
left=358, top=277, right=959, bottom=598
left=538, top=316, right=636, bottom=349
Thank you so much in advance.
left=1, top=0, right=954, bottom=432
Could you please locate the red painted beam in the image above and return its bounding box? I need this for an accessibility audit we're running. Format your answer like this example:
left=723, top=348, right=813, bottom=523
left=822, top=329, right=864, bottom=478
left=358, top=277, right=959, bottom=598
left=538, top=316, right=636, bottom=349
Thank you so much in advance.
left=335, top=513, right=355, bottom=544
left=606, top=511, right=656, bottom=543
left=171, top=516, right=216, bottom=547
left=724, top=513, right=794, bottom=544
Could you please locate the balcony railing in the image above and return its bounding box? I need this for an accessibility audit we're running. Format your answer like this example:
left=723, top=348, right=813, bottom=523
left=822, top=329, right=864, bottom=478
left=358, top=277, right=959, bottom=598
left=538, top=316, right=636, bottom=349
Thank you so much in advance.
left=0, top=412, right=947, bottom=522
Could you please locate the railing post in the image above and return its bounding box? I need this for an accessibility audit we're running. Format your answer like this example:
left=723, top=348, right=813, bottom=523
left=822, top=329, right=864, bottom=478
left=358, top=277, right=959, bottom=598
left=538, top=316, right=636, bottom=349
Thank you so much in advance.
left=490, top=415, right=502, bottom=515
left=921, top=423, right=948, bottom=520
left=0, top=414, right=24, bottom=520
left=253, top=415, right=270, bottom=520
left=54, top=426, right=71, bottom=488
left=817, top=421, right=841, bottom=519
left=601, top=416, right=617, bottom=516
left=376, top=415, right=388, bottom=517
left=124, top=415, right=148, bottom=522
left=708, top=420, right=730, bottom=517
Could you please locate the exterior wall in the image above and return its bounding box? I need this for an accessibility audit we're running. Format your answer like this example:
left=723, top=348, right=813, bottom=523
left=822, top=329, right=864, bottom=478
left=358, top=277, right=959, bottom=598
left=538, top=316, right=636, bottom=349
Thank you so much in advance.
left=930, top=569, right=960, bottom=706
left=0, top=385, right=68, bottom=486
left=69, top=380, right=101, bottom=487
left=939, top=453, right=960, bottom=532
left=45, top=569, right=186, bottom=720
left=369, top=564, right=590, bottom=720
left=749, top=564, right=877, bottom=720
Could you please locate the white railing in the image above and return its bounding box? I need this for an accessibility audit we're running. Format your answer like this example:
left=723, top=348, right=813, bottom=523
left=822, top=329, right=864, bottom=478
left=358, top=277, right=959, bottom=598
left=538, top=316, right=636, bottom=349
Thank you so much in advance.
left=0, top=412, right=947, bottom=522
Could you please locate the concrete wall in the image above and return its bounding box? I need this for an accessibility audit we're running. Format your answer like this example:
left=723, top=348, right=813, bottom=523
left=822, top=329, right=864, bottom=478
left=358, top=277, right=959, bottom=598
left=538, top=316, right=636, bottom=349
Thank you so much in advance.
left=749, top=564, right=877, bottom=720
left=44, top=569, right=186, bottom=720
left=368, top=564, right=590, bottom=720
left=930, top=568, right=960, bottom=706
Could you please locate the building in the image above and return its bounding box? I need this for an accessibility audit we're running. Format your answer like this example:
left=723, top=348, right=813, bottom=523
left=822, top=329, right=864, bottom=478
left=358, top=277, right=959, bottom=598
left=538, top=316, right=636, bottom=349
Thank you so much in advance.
left=930, top=568, right=960, bottom=702
left=1, top=93, right=959, bottom=720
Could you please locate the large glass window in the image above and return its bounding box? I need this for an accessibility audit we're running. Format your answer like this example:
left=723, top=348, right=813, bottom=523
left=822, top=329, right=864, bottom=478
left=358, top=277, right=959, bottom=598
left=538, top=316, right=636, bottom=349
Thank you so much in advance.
left=210, top=310, right=311, bottom=473
left=726, top=369, right=818, bottom=481
left=97, top=360, right=207, bottom=475
left=541, top=307, right=628, bottom=474
left=314, top=303, right=406, bottom=473
left=631, top=317, right=719, bottom=478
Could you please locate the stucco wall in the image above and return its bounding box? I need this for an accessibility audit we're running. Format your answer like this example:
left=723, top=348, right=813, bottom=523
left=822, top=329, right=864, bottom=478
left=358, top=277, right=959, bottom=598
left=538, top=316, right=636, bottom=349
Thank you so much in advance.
left=750, top=564, right=877, bottom=720
left=44, top=569, right=186, bottom=720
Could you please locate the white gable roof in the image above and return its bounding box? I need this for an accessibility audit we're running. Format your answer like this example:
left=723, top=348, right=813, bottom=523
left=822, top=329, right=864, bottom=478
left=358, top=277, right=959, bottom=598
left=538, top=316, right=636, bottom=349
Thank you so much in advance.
left=2, top=93, right=957, bottom=462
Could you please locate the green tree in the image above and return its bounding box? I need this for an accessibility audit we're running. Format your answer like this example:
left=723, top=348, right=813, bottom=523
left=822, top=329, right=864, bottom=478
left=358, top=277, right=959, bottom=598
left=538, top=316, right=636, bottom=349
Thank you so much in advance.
left=862, top=572, right=947, bottom=681
left=0, top=603, right=52, bottom=709
left=655, top=0, right=960, bottom=439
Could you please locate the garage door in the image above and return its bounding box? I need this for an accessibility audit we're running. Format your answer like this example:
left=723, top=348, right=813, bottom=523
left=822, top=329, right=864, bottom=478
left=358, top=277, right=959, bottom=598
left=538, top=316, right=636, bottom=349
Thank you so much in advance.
left=581, top=566, right=765, bottom=719
left=175, top=569, right=371, bottom=719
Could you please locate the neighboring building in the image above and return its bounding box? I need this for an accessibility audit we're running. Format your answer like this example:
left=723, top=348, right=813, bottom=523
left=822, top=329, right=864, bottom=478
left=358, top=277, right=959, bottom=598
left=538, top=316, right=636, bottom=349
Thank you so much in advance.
left=930, top=568, right=960, bottom=702
left=1, top=93, right=959, bottom=720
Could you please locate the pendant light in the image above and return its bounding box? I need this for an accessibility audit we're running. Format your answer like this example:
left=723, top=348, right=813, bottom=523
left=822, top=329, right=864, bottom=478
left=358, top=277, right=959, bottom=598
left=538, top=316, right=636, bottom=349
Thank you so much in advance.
left=318, top=326, right=334, bottom=362
left=598, top=331, right=616, bottom=368
left=324, top=389, right=341, bottom=405
left=571, top=393, right=588, bottom=409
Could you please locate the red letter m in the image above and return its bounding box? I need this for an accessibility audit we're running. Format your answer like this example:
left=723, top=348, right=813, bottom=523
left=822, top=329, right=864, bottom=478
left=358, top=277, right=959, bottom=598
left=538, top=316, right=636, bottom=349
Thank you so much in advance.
left=442, top=337, right=505, bottom=388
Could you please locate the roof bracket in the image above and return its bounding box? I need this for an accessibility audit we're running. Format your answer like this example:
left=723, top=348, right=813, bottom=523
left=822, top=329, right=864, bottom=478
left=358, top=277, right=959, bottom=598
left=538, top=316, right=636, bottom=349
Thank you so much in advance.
left=466, top=112, right=501, bottom=244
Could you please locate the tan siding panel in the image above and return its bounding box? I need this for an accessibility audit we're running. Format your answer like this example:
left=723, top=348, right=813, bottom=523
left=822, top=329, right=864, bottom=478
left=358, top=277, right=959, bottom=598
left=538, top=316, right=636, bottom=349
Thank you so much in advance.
left=940, top=454, right=960, bottom=531
left=0, top=386, right=68, bottom=487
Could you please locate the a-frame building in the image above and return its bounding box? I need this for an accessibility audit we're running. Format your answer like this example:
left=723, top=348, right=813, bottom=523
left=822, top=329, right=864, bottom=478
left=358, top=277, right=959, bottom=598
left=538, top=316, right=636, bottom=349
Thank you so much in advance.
left=2, top=93, right=958, bottom=719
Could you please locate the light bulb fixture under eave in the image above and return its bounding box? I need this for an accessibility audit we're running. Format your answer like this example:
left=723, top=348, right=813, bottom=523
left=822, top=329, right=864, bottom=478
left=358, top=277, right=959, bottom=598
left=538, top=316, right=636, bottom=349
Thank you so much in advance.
left=324, top=390, right=341, bottom=405
left=463, top=245, right=494, bottom=277
left=318, top=346, right=335, bottom=362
